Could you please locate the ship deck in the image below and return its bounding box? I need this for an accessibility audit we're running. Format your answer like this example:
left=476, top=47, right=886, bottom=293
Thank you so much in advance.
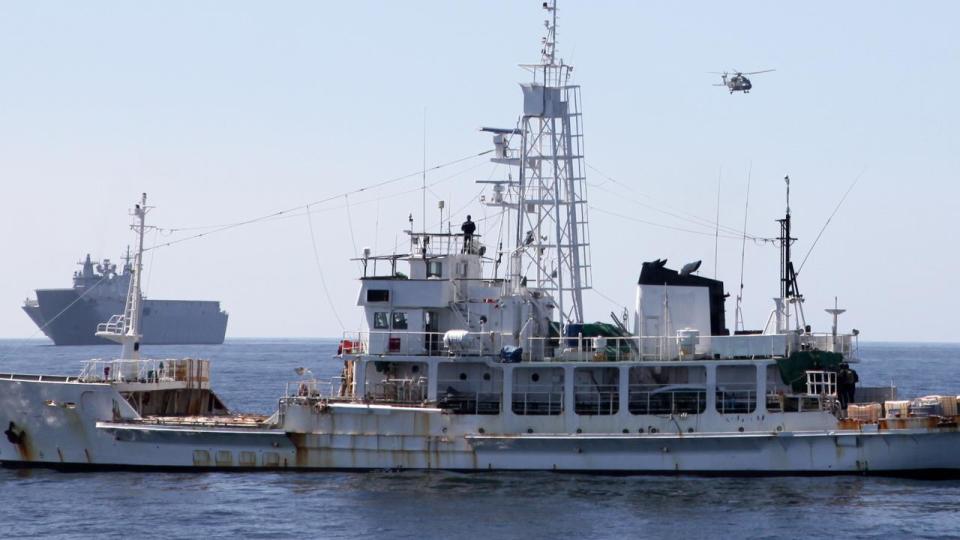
left=122, top=413, right=273, bottom=429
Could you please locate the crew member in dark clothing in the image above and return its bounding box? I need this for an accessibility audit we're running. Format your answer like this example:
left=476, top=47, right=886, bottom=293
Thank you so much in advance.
left=837, top=362, right=859, bottom=409
left=461, top=215, right=477, bottom=253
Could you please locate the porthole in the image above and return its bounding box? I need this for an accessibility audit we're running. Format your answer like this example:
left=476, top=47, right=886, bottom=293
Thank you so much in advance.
left=622, top=429, right=629, bottom=434
left=527, top=428, right=534, bottom=434
left=459, top=373, right=467, bottom=381
left=411, top=365, right=420, bottom=373
left=738, top=427, right=745, bottom=433
left=531, top=373, right=540, bottom=382
left=483, top=373, right=491, bottom=381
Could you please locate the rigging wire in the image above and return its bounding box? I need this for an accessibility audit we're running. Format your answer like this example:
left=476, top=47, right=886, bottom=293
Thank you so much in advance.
left=796, top=167, right=867, bottom=275
left=734, top=163, right=753, bottom=332
left=13, top=276, right=109, bottom=346
left=144, top=228, right=159, bottom=297
left=589, top=205, right=765, bottom=242
left=305, top=203, right=345, bottom=330
left=344, top=194, right=360, bottom=260
left=590, top=286, right=628, bottom=313
left=145, top=149, right=494, bottom=250
left=714, top=167, right=722, bottom=278
left=586, top=162, right=761, bottom=239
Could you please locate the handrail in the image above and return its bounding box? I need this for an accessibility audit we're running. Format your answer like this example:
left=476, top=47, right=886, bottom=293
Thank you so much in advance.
left=79, top=358, right=210, bottom=387
left=340, top=330, right=858, bottom=363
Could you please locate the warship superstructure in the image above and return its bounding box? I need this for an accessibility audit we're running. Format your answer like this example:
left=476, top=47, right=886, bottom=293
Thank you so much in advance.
left=3, top=2, right=960, bottom=475
left=22, top=251, right=228, bottom=346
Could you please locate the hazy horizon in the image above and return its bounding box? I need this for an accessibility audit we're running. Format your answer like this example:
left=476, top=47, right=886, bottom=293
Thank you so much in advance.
left=2, top=1, right=958, bottom=343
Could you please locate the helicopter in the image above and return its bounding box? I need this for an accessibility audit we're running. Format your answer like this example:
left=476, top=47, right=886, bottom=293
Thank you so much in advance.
left=711, top=69, right=775, bottom=94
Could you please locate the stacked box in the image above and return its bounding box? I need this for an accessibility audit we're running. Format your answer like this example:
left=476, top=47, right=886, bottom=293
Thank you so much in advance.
left=884, top=400, right=910, bottom=418
left=848, top=403, right=881, bottom=423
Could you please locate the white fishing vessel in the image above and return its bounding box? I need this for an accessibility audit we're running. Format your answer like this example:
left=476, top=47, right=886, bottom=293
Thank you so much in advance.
left=3, top=2, right=960, bottom=475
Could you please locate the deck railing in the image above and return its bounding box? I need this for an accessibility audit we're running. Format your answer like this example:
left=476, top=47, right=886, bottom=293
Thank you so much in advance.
left=573, top=383, right=619, bottom=415
left=511, top=386, right=564, bottom=415
left=340, top=330, right=858, bottom=363
left=284, top=377, right=347, bottom=400
left=627, top=385, right=707, bottom=415
left=436, top=380, right=502, bottom=415
left=715, top=384, right=758, bottom=415
left=79, top=358, right=210, bottom=387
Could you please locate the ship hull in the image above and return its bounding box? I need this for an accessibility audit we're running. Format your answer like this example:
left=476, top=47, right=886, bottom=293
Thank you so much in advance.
left=27, top=288, right=228, bottom=346
left=3, top=378, right=960, bottom=475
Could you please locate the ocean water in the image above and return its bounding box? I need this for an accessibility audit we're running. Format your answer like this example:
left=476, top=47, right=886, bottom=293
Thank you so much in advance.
left=2, top=339, right=960, bottom=539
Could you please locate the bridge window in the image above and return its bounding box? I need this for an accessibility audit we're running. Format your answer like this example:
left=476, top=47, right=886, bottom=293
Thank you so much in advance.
left=716, top=365, right=757, bottom=414
left=628, top=365, right=706, bottom=415
left=373, top=312, right=389, bottom=329
left=574, top=367, right=619, bottom=415
left=367, top=289, right=390, bottom=302
left=427, top=261, right=443, bottom=278
left=391, top=312, right=408, bottom=330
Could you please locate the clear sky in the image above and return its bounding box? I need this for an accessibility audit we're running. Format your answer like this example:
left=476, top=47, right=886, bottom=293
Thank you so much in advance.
left=1, top=1, right=957, bottom=342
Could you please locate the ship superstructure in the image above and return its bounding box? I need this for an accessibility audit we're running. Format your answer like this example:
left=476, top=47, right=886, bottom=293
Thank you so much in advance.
left=2, top=2, right=960, bottom=475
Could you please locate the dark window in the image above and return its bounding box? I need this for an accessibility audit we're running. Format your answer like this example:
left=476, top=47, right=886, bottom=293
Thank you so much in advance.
left=392, top=312, right=408, bottom=330
left=373, top=312, right=389, bottom=329
left=367, top=289, right=390, bottom=302
left=427, top=261, right=442, bottom=278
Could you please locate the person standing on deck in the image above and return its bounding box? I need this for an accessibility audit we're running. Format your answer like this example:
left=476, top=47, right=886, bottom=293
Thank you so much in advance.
left=461, top=215, right=476, bottom=253
left=837, top=362, right=859, bottom=410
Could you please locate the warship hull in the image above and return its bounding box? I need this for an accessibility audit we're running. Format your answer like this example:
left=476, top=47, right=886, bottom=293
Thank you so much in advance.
left=24, top=288, right=228, bottom=346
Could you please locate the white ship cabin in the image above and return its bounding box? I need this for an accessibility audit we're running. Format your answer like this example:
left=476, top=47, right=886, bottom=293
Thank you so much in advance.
left=325, top=241, right=861, bottom=431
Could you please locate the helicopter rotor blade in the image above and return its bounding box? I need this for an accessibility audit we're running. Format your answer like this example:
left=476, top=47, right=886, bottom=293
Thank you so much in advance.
left=742, top=69, right=776, bottom=75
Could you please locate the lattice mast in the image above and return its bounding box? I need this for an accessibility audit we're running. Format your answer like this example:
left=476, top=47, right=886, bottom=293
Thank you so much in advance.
left=484, top=0, right=592, bottom=326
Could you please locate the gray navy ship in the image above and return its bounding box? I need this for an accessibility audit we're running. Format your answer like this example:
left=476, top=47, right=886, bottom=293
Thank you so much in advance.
left=22, top=251, right=228, bottom=345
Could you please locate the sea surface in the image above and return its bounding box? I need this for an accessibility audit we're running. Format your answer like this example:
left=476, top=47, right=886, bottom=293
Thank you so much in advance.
left=2, top=339, right=960, bottom=539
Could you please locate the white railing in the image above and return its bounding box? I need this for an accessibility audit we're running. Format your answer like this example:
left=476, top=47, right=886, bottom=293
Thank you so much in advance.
left=79, top=358, right=210, bottom=387
left=436, top=380, right=502, bottom=415
left=95, top=314, right=127, bottom=335
left=522, top=334, right=790, bottom=362
left=573, top=384, right=619, bottom=415
left=627, top=385, right=707, bottom=415
left=715, top=384, right=758, bottom=415
left=365, top=377, right=429, bottom=404
left=801, top=333, right=857, bottom=357
left=511, top=385, right=564, bottom=415
left=408, top=232, right=485, bottom=258
left=805, top=370, right=837, bottom=396
left=339, top=330, right=857, bottom=363
left=284, top=377, right=346, bottom=400
left=342, top=331, right=502, bottom=358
